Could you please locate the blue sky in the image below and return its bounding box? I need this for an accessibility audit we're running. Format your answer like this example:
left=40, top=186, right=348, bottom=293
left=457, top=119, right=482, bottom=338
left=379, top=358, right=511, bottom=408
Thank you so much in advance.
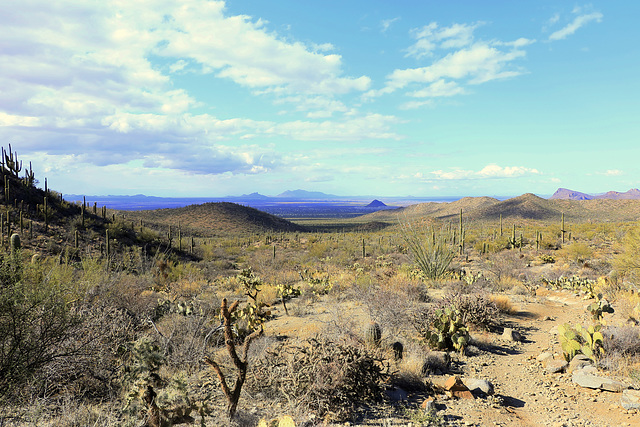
left=1, top=1, right=637, bottom=197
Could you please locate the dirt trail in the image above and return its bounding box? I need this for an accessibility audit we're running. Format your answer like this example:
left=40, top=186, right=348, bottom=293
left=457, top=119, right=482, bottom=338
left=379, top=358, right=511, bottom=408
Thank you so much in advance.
left=261, top=289, right=638, bottom=426
left=432, top=289, right=638, bottom=427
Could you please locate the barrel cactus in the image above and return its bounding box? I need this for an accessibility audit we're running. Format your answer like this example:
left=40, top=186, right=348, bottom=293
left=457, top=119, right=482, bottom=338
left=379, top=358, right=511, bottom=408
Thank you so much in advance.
left=365, top=322, right=382, bottom=347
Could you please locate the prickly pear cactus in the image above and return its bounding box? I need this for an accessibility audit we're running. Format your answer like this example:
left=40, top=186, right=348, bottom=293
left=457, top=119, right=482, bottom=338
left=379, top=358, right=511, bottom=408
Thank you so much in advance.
left=422, top=307, right=469, bottom=354
left=558, top=323, right=605, bottom=362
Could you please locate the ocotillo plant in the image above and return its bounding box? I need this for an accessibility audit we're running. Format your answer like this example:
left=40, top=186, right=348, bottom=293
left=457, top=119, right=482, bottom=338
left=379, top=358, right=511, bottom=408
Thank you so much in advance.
left=561, top=212, right=566, bottom=244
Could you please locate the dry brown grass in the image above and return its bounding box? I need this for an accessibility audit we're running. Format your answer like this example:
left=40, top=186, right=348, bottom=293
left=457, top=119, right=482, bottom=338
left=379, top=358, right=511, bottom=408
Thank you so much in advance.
left=490, top=294, right=515, bottom=314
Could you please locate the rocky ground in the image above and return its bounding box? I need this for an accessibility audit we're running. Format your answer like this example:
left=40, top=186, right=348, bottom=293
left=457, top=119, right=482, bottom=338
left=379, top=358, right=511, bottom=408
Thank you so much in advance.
left=420, top=288, right=639, bottom=427
left=259, top=287, right=640, bottom=427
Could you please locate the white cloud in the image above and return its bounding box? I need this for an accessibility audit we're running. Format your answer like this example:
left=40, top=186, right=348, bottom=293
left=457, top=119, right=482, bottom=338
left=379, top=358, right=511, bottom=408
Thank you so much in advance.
left=0, top=0, right=385, bottom=178
left=406, top=22, right=482, bottom=58
left=159, top=1, right=370, bottom=95
left=599, top=169, right=623, bottom=176
left=363, top=21, right=531, bottom=104
left=428, top=164, right=540, bottom=180
left=381, top=17, right=400, bottom=33
left=548, top=12, right=603, bottom=41
left=385, top=42, right=527, bottom=93
left=408, top=79, right=465, bottom=98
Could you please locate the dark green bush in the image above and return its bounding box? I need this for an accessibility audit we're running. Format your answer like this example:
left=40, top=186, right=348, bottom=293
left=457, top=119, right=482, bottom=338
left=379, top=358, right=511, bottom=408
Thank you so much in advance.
left=0, top=253, right=80, bottom=401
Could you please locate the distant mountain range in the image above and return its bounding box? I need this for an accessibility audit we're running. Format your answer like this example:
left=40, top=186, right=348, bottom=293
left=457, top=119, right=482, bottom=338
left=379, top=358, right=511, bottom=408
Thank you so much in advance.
left=361, top=192, right=640, bottom=223
left=550, top=188, right=640, bottom=200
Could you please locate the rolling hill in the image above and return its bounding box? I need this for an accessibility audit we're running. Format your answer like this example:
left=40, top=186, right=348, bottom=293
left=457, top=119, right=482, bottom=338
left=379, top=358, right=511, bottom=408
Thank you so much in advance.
left=124, top=202, right=307, bottom=236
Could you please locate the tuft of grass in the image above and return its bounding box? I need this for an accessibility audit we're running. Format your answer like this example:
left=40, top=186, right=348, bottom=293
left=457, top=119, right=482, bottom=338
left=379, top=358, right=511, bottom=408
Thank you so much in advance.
left=490, top=294, right=515, bottom=314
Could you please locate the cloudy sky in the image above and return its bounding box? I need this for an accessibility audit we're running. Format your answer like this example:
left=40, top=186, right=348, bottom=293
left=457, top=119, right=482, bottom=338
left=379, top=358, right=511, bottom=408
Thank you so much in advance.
left=1, top=1, right=637, bottom=197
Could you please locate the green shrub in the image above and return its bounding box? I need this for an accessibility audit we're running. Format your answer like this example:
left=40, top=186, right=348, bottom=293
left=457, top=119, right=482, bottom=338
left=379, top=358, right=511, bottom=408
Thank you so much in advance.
left=0, top=253, right=81, bottom=402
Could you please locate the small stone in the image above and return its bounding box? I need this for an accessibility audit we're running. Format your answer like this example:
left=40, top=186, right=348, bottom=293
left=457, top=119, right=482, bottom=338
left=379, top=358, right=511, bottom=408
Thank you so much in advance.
left=572, top=367, right=629, bottom=392
left=421, top=397, right=436, bottom=412
left=444, top=375, right=474, bottom=399
left=502, top=327, right=523, bottom=342
left=621, top=389, right=640, bottom=410
left=537, top=352, right=554, bottom=364
left=546, top=359, right=568, bottom=374
left=568, top=354, right=592, bottom=373
left=465, top=378, right=495, bottom=396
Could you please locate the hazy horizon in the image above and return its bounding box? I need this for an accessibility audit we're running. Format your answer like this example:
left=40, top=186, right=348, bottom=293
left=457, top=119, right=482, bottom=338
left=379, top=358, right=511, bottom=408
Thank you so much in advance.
left=1, top=1, right=637, bottom=198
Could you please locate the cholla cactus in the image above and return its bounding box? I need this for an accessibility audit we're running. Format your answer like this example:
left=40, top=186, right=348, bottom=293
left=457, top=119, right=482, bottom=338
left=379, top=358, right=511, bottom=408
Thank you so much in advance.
left=122, top=338, right=204, bottom=426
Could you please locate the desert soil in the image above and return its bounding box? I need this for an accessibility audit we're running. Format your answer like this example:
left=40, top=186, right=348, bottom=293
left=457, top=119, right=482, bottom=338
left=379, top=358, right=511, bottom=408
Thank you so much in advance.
left=261, top=287, right=639, bottom=427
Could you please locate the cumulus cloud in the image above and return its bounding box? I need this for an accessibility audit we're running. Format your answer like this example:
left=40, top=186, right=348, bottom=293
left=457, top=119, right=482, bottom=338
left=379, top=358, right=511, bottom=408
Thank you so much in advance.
left=548, top=11, right=603, bottom=41
left=365, top=22, right=531, bottom=103
left=429, top=164, right=540, bottom=180
left=0, top=0, right=388, bottom=177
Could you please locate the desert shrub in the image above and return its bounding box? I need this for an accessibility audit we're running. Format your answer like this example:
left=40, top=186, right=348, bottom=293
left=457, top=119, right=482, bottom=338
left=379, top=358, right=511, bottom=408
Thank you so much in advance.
left=362, top=286, right=415, bottom=338
left=484, top=250, right=525, bottom=285
left=0, top=253, right=83, bottom=402
left=602, top=326, right=640, bottom=357
left=440, top=288, right=501, bottom=331
left=559, top=242, right=593, bottom=264
left=490, top=295, right=515, bottom=315
left=249, top=337, right=388, bottom=421
left=35, top=303, right=136, bottom=399
left=614, top=226, right=640, bottom=286
left=600, top=326, right=640, bottom=379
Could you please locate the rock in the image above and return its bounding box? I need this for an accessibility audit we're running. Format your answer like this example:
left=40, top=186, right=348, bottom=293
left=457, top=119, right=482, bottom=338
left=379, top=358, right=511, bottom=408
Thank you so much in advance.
left=537, top=352, right=554, bottom=364
left=546, top=359, right=568, bottom=373
left=572, top=368, right=629, bottom=392
left=568, top=354, right=593, bottom=373
left=421, top=397, right=436, bottom=412
left=601, top=380, right=629, bottom=393
left=578, top=365, right=598, bottom=375
left=502, top=327, right=523, bottom=342
left=444, top=375, right=474, bottom=399
left=465, top=378, right=495, bottom=396
left=621, top=389, right=640, bottom=410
